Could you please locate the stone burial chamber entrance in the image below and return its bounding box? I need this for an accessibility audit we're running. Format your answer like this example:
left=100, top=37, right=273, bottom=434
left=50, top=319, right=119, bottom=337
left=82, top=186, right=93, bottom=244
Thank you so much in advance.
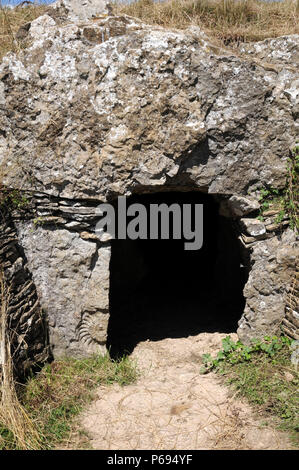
left=107, top=191, right=248, bottom=358
left=8, top=187, right=296, bottom=365
left=1, top=3, right=298, bottom=373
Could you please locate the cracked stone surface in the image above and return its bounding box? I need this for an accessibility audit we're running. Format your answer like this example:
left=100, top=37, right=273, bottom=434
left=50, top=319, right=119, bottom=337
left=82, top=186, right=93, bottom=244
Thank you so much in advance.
left=0, top=13, right=298, bottom=199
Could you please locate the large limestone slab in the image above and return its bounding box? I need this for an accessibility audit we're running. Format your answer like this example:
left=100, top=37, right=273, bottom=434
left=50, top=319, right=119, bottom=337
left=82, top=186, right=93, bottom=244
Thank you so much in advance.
left=0, top=15, right=298, bottom=200
left=16, top=222, right=110, bottom=357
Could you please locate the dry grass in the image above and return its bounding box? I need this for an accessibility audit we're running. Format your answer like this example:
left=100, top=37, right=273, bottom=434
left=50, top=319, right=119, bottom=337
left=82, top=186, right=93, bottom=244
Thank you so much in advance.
left=21, top=354, right=137, bottom=449
left=0, top=1, right=47, bottom=60
left=116, top=0, right=299, bottom=44
left=0, top=272, right=41, bottom=450
left=0, top=0, right=298, bottom=61
left=0, top=266, right=136, bottom=450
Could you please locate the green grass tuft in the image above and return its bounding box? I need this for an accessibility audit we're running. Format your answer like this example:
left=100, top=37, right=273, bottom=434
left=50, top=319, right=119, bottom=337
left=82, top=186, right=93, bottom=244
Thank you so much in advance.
left=202, top=335, right=299, bottom=446
left=1, top=354, right=137, bottom=450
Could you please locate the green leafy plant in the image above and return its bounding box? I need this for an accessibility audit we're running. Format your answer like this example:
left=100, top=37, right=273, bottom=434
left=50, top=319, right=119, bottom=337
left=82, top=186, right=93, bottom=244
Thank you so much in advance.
left=257, top=145, right=298, bottom=231
left=0, top=188, right=30, bottom=212
left=284, top=145, right=299, bottom=231
left=200, top=335, right=293, bottom=373
left=200, top=335, right=299, bottom=445
left=258, top=186, right=284, bottom=217
left=32, top=216, right=45, bottom=227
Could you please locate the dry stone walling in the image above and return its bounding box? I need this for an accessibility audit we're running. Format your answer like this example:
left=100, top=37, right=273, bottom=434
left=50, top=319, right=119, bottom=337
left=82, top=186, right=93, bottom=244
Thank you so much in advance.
left=0, top=0, right=298, bottom=370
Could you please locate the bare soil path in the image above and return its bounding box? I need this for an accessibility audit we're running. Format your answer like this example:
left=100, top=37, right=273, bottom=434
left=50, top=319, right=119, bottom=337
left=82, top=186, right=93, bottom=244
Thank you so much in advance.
left=80, top=332, right=292, bottom=450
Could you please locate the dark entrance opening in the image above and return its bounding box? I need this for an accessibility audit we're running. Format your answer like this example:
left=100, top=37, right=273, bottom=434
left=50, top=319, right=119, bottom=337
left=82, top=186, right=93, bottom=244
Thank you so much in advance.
left=107, top=192, right=247, bottom=358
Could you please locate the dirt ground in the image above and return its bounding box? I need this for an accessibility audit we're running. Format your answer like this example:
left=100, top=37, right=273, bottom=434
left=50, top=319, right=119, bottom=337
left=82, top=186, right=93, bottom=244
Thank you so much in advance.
left=79, top=332, right=292, bottom=450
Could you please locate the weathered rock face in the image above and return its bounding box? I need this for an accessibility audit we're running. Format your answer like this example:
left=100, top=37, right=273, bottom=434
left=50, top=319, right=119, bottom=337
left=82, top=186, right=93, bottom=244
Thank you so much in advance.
left=51, top=0, right=112, bottom=22
left=238, top=228, right=298, bottom=340
left=239, top=35, right=299, bottom=66
left=1, top=11, right=298, bottom=198
left=16, top=213, right=110, bottom=357
left=0, top=203, right=50, bottom=377
left=0, top=4, right=298, bottom=361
